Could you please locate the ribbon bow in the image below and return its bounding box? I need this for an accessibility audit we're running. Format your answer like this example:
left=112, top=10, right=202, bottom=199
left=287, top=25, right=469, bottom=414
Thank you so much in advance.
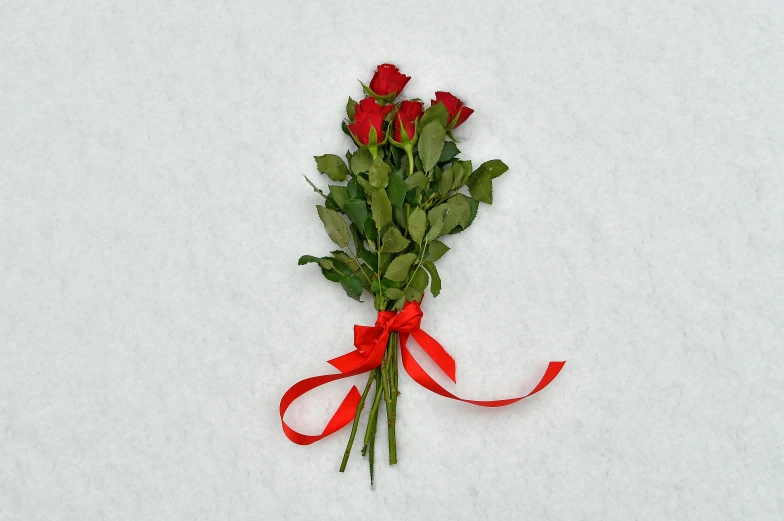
left=280, top=301, right=565, bottom=445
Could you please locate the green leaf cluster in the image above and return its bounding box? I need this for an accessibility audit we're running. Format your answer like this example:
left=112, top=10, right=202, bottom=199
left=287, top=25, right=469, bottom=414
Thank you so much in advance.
left=302, top=102, right=508, bottom=310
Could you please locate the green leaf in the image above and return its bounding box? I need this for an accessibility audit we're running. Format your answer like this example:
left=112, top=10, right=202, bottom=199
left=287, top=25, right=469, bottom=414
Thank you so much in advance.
left=438, top=141, right=460, bottom=163
left=350, top=147, right=373, bottom=174
left=347, top=177, right=364, bottom=199
left=405, top=171, right=428, bottom=191
left=408, top=208, right=427, bottom=244
left=442, top=196, right=471, bottom=233
left=423, top=240, right=450, bottom=262
left=426, top=204, right=450, bottom=240
left=447, top=194, right=479, bottom=234
left=350, top=222, right=365, bottom=244
left=346, top=97, right=357, bottom=119
left=385, top=288, right=404, bottom=300
left=370, top=188, right=392, bottom=231
left=392, top=296, right=406, bottom=311
left=438, top=167, right=454, bottom=198
left=405, top=186, right=419, bottom=204
left=381, top=227, right=411, bottom=253
left=303, top=175, right=326, bottom=197
left=328, top=186, right=348, bottom=210
left=325, top=195, right=341, bottom=212
left=390, top=146, right=403, bottom=168
left=364, top=218, right=378, bottom=244
left=356, top=175, right=374, bottom=193
left=343, top=199, right=369, bottom=229
left=384, top=253, right=418, bottom=281
left=453, top=160, right=472, bottom=189
left=381, top=277, right=402, bottom=289
left=316, top=205, right=350, bottom=247
left=409, top=267, right=429, bottom=293
left=331, top=251, right=359, bottom=272
left=404, top=286, right=423, bottom=303
left=478, top=159, right=509, bottom=179
left=356, top=264, right=373, bottom=290
left=298, top=255, right=334, bottom=270
left=322, top=268, right=343, bottom=283
left=387, top=170, right=407, bottom=207
left=419, top=102, right=449, bottom=129
left=418, top=120, right=446, bottom=173
left=378, top=252, right=393, bottom=273
left=393, top=205, right=407, bottom=230
left=423, top=262, right=441, bottom=297
left=358, top=247, right=377, bottom=271
left=468, top=169, right=493, bottom=204
left=314, top=154, right=350, bottom=181
left=425, top=223, right=443, bottom=242
left=325, top=257, right=352, bottom=278
left=330, top=256, right=354, bottom=276
left=341, top=275, right=364, bottom=301
left=426, top=221, right=444, bottom=242
left=369, top=157, right=391, bottom=188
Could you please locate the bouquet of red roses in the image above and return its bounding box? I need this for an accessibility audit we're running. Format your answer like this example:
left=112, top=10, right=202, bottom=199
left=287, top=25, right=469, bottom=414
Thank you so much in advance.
left=280, top=64, right=565, bottom=485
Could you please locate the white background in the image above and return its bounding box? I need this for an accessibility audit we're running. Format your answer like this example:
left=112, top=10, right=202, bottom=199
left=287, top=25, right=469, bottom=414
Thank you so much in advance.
left=1, top=1, right=782, bottom=519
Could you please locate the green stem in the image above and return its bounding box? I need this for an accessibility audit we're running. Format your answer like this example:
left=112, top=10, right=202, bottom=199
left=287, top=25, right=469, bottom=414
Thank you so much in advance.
left=405, top=204, right=411, bottom=228
left=401, top=238, right=428, bottom=296
left=382, top=331, right=397, bottom=464
left=404, top=144, right=414, bottom=178
left=339, top=369, right=376, bottom=472
left=362, top=370, right=383, bottom=456
left=369, top=406, right=377, bottom=486
left=391, top=333, right=399, bottom=460
left=375, top=235, right=386, bottom=311
left=365, top=370, right=383, bottom=485
left=427, top=177, right=469, bottom=211
left=392, top=333, right=399, bottom=410
left=348, top=246, right=375, bottom=288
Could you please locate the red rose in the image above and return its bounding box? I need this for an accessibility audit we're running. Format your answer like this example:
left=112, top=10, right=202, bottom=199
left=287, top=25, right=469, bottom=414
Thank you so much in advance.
left=348, top=97, right=394, bottom=145
left=432, top=91, right=474, bottom=129
left=369, top=64, right=411, bottom=98
left=394, top=100, right=424, bottom=142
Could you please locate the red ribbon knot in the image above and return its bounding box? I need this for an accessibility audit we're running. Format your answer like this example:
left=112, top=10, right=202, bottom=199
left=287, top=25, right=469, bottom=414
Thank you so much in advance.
left=280, top=300, right=565, bottom=445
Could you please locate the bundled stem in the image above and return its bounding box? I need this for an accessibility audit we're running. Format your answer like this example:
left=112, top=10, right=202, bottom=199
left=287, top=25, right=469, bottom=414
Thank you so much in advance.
left=364, top=370, right=383, bottom=484
left=362, top=370, right=384, bottom=456
left=381, top=331, right=398, bottom=464
left=338, top=294, right=402, bottom=481
left=392, top=332, right=399, bottom=410
left=340, top=368, right=377, bottom=472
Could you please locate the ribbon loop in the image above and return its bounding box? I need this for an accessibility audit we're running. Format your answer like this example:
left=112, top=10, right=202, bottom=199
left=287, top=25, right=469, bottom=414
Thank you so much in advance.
left=280, top=301, right=565, bottom=445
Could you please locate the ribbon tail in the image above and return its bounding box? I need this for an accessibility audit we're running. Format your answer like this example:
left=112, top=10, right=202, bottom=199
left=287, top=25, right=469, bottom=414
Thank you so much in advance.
left=409, top=329, right=456, bottom=383
left=327, top=351, right=368, bottom=373
left=400, top=343, right=565, bottom=408
left=280, top=370, right=366, bottom=445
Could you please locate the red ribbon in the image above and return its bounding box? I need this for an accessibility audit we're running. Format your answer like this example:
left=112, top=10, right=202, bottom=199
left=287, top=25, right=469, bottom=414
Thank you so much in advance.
left=280, top=300, right=565, bottom=445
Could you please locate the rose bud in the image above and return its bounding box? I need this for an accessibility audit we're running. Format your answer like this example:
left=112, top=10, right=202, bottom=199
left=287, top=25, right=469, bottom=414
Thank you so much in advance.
left=388, top=100, right=424, bottom=176
left=367, top=63, right=411, bottom=100
left=432, top=91, right=474, bottom=129
left=393, top=100, right=424, bottom=144
left=347, top=97, right=394, bottom=152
